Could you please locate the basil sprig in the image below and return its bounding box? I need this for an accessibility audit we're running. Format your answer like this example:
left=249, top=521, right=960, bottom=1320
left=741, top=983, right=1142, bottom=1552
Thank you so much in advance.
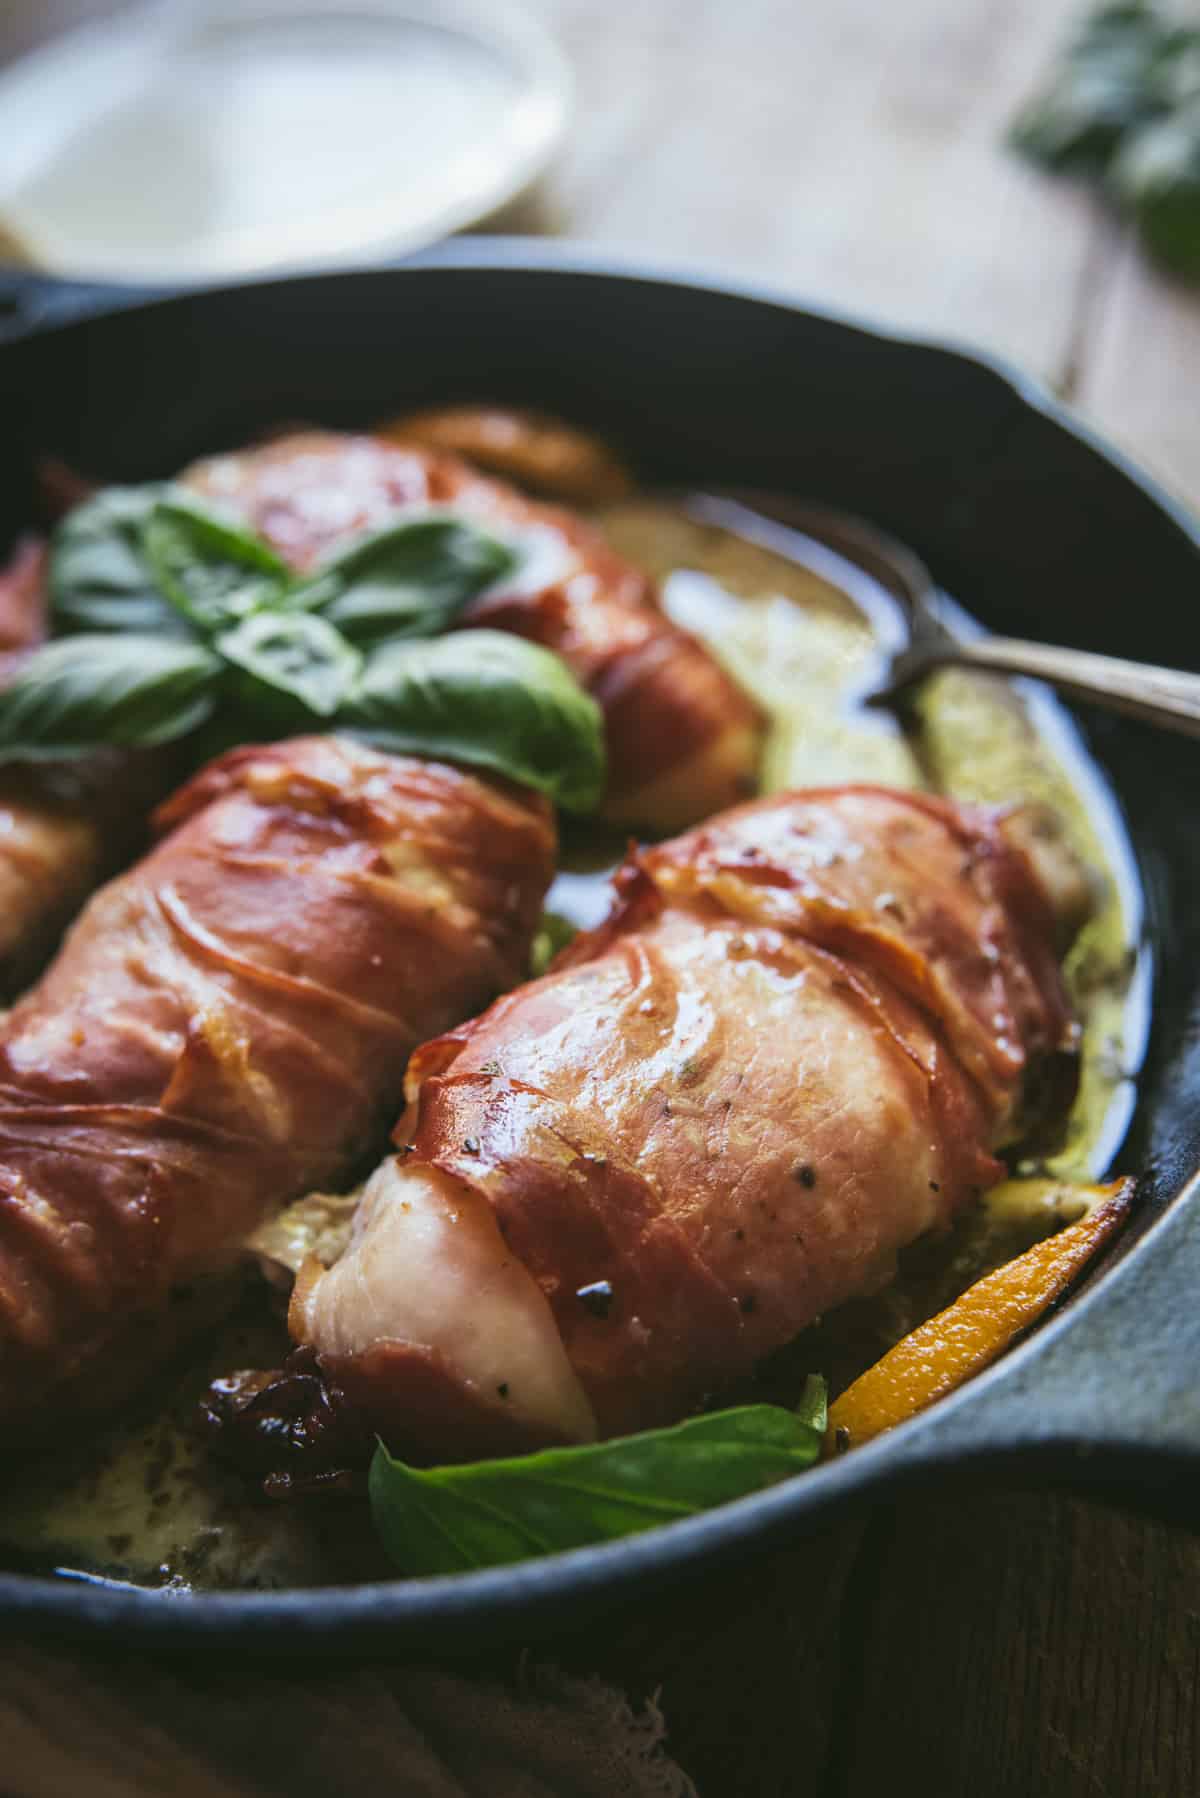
left=10, top=487, right=605, bottom=808
left=48, top=485, right=515, bottom=646
left=368, top=1381, right=827, bottom=1576
left=1010, top=2, right=1200, bottom=278
left=1010, top=2, right=1164, bottom=171
left=1112, top=101, right=1200, bottom=280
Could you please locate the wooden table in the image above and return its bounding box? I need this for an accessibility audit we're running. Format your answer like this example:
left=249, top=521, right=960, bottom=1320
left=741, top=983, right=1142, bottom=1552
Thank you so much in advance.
left=3, top=2, right=1199, bottom=1793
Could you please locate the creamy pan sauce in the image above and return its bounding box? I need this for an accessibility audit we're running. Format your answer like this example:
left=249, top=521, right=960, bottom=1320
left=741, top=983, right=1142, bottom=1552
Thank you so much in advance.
left=0, top=496, right=1146, bottom=1590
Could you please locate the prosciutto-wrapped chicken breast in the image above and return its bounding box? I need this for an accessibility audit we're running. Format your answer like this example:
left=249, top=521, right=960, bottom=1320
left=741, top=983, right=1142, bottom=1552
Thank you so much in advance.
left=291, top=787, right=1078, bottom=1460
left=184, top=431, right=763, bottom=830
left=0, top=737, right=554, bottom=1435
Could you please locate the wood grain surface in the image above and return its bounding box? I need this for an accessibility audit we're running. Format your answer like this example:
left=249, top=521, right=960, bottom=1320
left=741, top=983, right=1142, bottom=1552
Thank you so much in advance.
left=3, top=2, right=1200, bottom=1794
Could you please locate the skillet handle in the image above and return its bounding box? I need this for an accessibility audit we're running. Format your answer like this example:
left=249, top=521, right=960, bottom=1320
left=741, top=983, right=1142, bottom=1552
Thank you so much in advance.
left=872, top=1185, right=1200, bottom=1526
left=0, top=268, right=162, bottom=345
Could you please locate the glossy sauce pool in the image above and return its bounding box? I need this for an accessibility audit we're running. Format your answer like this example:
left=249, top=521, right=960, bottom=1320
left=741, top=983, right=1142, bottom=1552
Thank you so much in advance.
left=0, top=495, right=1149, bottom=1591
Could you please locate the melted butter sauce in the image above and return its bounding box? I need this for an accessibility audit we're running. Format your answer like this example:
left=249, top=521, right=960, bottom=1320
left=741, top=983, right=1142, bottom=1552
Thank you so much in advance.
left=0, top=495, right=1147, bottom=1590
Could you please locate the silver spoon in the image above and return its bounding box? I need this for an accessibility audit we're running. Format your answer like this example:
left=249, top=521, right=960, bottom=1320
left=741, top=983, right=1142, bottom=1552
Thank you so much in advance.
left=700, top=492, right=1200, bottom=739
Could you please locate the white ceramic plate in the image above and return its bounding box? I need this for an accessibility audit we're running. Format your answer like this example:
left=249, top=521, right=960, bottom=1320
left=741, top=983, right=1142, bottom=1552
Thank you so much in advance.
left=0, top=0, right=571, bottom=281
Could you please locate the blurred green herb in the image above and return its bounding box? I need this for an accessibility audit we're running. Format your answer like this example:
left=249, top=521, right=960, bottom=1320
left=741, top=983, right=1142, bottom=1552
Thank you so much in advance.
left=1113, top=100, right=1200, bottom=278
left=1010, top=3, right=1164, bottom=171
left=1010, top=1, right=1200, bottom=279
left=48, top=485, right=187, bottom=637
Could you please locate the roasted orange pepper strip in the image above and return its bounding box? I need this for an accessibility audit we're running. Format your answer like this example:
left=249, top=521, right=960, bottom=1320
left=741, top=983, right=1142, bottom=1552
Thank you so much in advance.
left=826, top=1177, right=1135, bottom=1452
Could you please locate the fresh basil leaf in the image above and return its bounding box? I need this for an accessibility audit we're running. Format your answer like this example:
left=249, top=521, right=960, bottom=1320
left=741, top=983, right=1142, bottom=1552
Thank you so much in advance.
left=48, top=485, right=187, bottom=636
left=0, top=634, right=219, bottom=760
left=142, top=493, right=292, bottom=633
left=369, top=1396, right=826, bottom=1576
left=293, top=514, right=517, bottom=646
left=343, top=629, right=605, bottom=812
left=1149, top=24, right=1200, bottom=114
left=217, top=611, right=364, bottom=726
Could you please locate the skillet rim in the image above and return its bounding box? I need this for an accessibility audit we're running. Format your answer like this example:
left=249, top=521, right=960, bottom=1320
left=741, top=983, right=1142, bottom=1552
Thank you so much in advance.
left=1, top=238, right=1198, bottom=1650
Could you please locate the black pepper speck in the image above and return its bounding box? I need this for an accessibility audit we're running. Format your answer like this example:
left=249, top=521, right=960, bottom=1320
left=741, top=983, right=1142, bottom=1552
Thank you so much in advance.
left=793, top=1162, right=817, bottom=1189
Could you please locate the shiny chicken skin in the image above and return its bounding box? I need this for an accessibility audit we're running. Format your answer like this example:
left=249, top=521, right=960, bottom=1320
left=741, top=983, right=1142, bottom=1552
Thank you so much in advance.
left=293, top=787, right=1078, bottom=1459
left=0, top=737, right=554, bottom=1436
left=184, top=431, right=763, bottom=831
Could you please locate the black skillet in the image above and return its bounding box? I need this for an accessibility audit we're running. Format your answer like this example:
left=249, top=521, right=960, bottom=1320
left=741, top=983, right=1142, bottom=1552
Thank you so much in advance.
left=1, top=240, right=1199, bottom=1657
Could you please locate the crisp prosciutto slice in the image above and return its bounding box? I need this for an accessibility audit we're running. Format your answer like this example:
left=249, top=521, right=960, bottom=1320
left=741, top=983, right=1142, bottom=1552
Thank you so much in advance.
left=184, top=431, right=763, bottom=830
left=0, top=737, right=554, bottom=1436
left=291, top=787, right=1079, bottom=1459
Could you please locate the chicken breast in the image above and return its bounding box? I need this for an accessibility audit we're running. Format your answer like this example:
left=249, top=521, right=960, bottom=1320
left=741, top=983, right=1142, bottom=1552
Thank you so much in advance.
left=185, top=431, right=763, bottom=831
left=291, top=787, right=1077, bottom=1459
left=0, top=737, right=554, bottom=1436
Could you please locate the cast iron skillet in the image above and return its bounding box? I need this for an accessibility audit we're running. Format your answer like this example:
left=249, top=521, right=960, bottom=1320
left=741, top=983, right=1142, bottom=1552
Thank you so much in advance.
left=1, top=241, right=1199, bottom=1657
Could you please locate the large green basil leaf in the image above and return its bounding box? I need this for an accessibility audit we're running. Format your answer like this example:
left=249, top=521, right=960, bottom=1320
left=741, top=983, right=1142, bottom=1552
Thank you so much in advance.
left=294, top=514, right=517, bottom=646
left=48, top=485, right=187, bottom=636
left=343, top=629, right=604, bottom=811
left=217, top=611, right=364, bottom=728
left=142, top=493, right=293, bottom=633
left=0, top=635, right=219, bottom=759
left=369, top=1384, right=827, bottom=1576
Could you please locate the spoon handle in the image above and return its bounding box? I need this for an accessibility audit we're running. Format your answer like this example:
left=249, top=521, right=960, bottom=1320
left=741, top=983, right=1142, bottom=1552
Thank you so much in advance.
left=927, top=636, right=1200, bottom=739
